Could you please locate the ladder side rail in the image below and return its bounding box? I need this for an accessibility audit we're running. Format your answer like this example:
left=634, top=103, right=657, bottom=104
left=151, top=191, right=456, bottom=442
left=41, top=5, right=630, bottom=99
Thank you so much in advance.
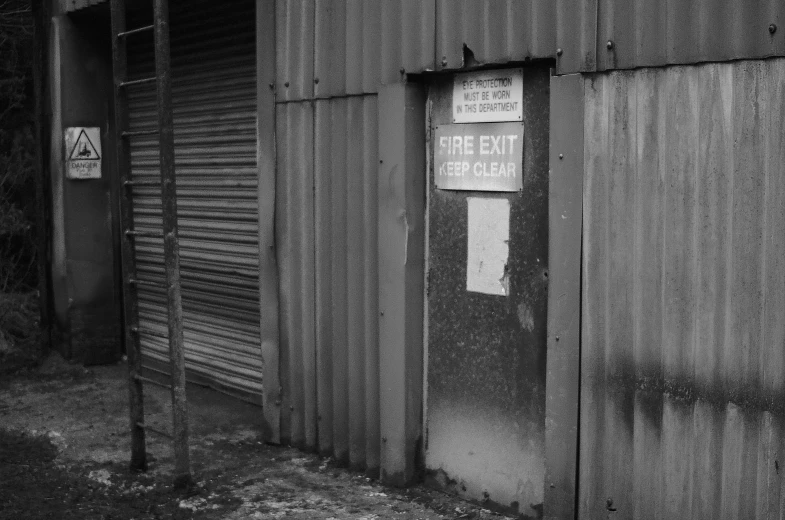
left=109, top=0, right=146, bottom=472
left=153, top=0, right=191, bottom=489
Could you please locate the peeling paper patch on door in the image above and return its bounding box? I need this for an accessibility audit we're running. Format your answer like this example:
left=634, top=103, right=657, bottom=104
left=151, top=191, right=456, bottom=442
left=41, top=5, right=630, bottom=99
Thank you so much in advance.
left=466, top=197, right=510, bottom=296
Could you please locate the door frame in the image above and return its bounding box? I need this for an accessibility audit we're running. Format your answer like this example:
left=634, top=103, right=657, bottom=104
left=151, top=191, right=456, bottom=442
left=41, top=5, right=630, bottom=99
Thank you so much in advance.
left=543, top=73, right=585, bottom=520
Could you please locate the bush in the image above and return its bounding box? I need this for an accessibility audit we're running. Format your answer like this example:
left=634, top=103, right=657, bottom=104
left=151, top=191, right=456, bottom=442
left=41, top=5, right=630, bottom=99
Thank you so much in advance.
left=0, top=292, right=41, bottom=373
left=0, top=0, right=41, bottom=370
left=1, top=0, right=36, bottom=293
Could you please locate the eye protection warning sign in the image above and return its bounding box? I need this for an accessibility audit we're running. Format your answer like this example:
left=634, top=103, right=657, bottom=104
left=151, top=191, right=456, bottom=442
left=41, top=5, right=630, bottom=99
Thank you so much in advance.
left=453, top=69, right=523, bottom=124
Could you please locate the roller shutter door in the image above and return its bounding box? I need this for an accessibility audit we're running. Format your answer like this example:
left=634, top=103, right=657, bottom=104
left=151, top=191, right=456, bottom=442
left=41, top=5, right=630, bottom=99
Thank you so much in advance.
left=126, top=0, right=261, bottom=400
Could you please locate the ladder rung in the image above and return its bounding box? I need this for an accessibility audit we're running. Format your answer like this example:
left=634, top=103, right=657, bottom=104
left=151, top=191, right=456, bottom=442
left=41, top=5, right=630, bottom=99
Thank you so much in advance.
left=133, top=374, right=173, bottom=391
left=122, top=129, right=159, bottom=138
left=130, top=325, right=168, bottom=340
left=128, top=278, right=166, bottom=288
left=117, top=24, right=154, bottom=38
left=125, top=229, right=163, bottom=238
left=136, top=422, right=173, bottom=440
left=124, top=180, right=160, bottom=187
left=120, top=77, right=156, bottom=88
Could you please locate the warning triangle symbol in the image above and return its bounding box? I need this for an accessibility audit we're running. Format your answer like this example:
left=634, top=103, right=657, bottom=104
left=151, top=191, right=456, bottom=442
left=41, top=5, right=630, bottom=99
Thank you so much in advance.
left=69, top=129, right=101, bottom=160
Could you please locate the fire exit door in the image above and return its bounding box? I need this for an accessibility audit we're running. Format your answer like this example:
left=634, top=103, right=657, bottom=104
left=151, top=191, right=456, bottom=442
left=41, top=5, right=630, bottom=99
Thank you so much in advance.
left=424, top=65, right=550, bottom=519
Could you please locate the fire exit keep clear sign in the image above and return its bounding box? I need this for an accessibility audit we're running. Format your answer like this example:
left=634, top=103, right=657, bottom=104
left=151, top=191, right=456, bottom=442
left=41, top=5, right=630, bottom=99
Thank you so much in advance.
left=435, top=122, right=524, bottom=192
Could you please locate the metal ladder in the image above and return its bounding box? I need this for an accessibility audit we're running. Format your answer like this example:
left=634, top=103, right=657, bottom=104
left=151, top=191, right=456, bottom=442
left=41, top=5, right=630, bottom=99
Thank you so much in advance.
left=109, top=0, right=191, bottom=488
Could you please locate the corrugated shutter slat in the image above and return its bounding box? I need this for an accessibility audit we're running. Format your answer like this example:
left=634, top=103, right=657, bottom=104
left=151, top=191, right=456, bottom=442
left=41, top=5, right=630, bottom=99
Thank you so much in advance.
left=127, top=0, right=261, bottom=400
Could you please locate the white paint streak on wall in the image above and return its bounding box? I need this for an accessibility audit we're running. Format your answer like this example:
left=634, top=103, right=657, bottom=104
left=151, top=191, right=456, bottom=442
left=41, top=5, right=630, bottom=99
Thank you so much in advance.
left=466, top=197, right=510, bottom=296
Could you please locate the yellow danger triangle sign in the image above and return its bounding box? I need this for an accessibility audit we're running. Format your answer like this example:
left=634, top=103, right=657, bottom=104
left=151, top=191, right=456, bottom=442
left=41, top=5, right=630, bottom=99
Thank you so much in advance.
left=69, top=129, right=101, bottom=160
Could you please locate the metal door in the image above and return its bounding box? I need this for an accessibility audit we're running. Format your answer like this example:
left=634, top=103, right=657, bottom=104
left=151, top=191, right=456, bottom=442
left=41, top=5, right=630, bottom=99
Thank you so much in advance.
left=425, top=65, right=550, bottom=518
left=125, top=0, right=262, bottom=401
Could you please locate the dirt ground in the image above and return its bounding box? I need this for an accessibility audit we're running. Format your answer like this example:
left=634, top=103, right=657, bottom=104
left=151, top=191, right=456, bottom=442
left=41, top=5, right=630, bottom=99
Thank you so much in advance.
left=0, top=353, right=514, bottom=520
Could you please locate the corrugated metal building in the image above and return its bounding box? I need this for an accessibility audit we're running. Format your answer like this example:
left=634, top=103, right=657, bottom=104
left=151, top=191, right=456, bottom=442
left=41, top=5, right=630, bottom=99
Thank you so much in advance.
left=43, top=0, right=785, bottom=518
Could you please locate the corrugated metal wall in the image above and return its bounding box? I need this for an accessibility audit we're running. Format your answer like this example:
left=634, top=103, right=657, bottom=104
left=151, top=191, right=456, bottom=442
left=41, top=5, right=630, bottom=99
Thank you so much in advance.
left=275, top=95, right=380, bottom=471
left=557, top=0, right=785, bottom=73
left=580, top=59, right=785, bottom=519
left=276, top=0, right=383, bottom=472
left=275, top=96, right=380, bottom=470
left=276, top=101, right=316, bottom=448
left=435, top=0, right=555, bottom=69
left=276, top=0, right=435, bottom=102
left=314, top=97, right=380, bottom=470
left=594, top=0, right=785, bottom=71
left=126, top=0, right=263, bottom=400
left=64, top=0, right=785, bottom=76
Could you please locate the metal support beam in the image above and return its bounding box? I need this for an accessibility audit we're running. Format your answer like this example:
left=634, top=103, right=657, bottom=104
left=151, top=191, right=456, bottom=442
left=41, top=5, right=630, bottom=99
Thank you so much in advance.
left=377, top=83, right=427, bottom=487
left=544, top=73, right=584, bottom=520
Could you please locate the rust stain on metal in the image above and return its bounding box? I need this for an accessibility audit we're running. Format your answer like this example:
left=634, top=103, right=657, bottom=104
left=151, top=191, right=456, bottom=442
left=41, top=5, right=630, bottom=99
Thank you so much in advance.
left=580, top=59, right=785, bottom=518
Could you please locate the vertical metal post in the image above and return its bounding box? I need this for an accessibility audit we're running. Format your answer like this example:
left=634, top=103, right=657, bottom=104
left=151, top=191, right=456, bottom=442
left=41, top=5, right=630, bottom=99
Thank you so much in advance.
left=153, top=0, right=191, bottom=488
left=543, top=73, right=584, bottom=520
left=110, top=0, right=147, bottom=472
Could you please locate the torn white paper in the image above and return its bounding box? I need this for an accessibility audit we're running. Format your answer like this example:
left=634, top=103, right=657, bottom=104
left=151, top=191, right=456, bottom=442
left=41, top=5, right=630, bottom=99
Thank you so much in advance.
left=466, top=197, right=510, bottom=296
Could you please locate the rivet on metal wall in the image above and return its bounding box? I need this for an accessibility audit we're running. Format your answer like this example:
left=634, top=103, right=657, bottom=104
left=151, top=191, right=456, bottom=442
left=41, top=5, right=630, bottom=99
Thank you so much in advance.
left=606, top=40, right=614, bottom=50
left=314, top=78, right=319, bottom=84
left=284, top=81, right=290, bottom=87
left=770, top=24, right=778, bottom=34
left=399, top=67, right=405, bottom=75
left=559, top=154, right=564, bottom=160
left=556, top=48, right=563, bottom=57
left=441, top=56, right=448, bottom=67
left=268, top=83, right=274, bottom=90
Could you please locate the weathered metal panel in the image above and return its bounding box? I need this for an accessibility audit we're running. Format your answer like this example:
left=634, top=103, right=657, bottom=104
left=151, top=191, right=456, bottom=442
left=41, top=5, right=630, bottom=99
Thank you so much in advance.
left=543, top=73, right=583, bottom=520
left=313, top=95, right=380, bottom=471
left=275, top=101, right=316, bottom=448
left=275, top=0, right=314, bottom=102
left=380, top=0, right=436, bottom=84
left=312, top=0, right=434, bottom=95
left=314, top=0, right=376, bottom=97
left=560, top=0, right=785, bottom=73
left=126, top=0, right=263, bottom=401
left=581, top=59, right=785, bottom=519
left=555, top=0, right=597, bottom=74
left=436, top=0, right=556, bottom=70
left=68, top=0, right=785, bottom=76
left=276, top=94, right=380, bottom=472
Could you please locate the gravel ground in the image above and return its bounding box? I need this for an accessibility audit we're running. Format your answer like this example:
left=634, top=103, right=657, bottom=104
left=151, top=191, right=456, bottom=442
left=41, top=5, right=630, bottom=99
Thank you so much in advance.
left=0, top=353, right=514, bottom=520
